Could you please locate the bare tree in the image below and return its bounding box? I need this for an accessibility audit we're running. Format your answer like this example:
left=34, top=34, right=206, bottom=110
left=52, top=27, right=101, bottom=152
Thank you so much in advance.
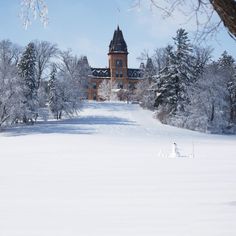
left=192, top=45, right=213, bottom=76
left=152, top=48, right=167, bottom=73
left=34, top=40, right=58, bottom=88
left=134, top=0, right=236, bottom=40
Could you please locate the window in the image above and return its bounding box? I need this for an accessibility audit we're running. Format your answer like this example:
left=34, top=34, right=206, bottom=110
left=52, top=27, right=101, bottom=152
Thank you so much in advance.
left=115, top=60, right=123, bottom=77
left=115, top=69, right=119, bottom=77
left=116, top=59, right=123, bottom=67
left=92, top=82, right=97, bottom=89
left=93, top=93, right=97, bottom=100
left=85, top=93, right=89, bottom=100
left=118, top=82, right=123, bottom=89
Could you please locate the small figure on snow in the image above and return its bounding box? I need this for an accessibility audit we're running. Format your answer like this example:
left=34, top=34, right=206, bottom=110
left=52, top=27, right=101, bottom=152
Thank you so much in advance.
left=170, top=142, right=181, bottom=158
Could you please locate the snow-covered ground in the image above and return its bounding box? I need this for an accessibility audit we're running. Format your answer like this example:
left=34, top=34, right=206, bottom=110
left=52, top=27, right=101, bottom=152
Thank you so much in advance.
left=1, top=101, right=236, bottom=236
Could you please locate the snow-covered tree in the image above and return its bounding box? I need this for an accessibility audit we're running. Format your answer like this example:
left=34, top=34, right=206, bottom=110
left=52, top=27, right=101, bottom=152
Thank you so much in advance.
left=0, top=38, right=91, bottom=126
left=218, top=51, right=235, bottom=70
left=33, top=41, right=59, bottom=111
left=76, top=56, right=91, bottom=99
left=52, top=50, right=89, bottom=118
left=154, top=29, right=195, bottom=120
left=228, top=72, right=236, bottom=124
left=135, top=78, right=156, bottom=109
left=183, top=63, right=232, bottom=133
left=152, top=47, right=167, bottom=73
left=192, top=45, right=213, bottom=78
left=0, top=40, right=23, bottom=127
left=59, top=51, right=89, bottom=98
left=153, top=46, right=236, bottom=133
left=34, top=40, right=58, bottom=88
left=173, top=28, right=195, bottom=84
left=218, top=51, right=236, bottom=123
left=48, top=64, right=63, bottom=119
left=144, top=57, right=156, bottom=77
left=153, top=45, right=180, bottom=121
left=20, top=0, right=48, bottom=29
left=97, top=80, right=126, bottom=101
left=133, top=56, right=158, bottom=109
left=17, top=42, right=39, bottom=123
left=98, top=80, right=111, bottom=101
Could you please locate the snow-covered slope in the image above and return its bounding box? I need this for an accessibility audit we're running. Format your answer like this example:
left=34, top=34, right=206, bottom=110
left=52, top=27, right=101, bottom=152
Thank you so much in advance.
left=1, top=101, right=236, bottom=236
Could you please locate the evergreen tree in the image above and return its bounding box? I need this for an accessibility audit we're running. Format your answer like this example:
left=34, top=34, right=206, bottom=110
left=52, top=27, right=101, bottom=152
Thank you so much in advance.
left=48, top=64, right=62, bottom=119
left=153, top=29, right=196, bottom=122
left=145, top=57, right=156, bottom=78
left=153, top=45, right=180, bottom=121
left=18, top=42, right=38, bottom=123
left=174, top=28, right=193, bottom=67
left=218, top=51, right=235, bottom=70
left=172, top=28, right=195, bottom=106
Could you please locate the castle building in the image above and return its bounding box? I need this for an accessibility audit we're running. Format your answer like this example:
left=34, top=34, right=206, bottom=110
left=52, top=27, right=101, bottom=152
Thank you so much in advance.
left=88, top=26, right=143, bottom=100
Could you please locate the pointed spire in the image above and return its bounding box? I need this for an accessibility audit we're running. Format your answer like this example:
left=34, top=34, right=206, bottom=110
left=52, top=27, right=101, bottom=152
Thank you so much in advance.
left=109, top=26, right=128, bottom=54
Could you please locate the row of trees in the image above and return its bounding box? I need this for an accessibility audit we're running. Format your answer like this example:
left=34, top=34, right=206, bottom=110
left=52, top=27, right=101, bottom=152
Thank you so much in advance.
left=0, top=40, right=90, bottom=128
left=134, top=28, right=236, bottom=134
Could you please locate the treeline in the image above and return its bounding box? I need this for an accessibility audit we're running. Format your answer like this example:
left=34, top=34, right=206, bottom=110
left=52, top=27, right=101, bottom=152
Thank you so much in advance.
left=0, top=40, right=90, bottom=128
left=134, top=28, right=236, bottom=134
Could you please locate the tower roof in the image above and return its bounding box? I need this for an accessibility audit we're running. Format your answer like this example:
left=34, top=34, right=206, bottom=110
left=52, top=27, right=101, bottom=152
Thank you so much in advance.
left=109, top=26, right=128, bottom=54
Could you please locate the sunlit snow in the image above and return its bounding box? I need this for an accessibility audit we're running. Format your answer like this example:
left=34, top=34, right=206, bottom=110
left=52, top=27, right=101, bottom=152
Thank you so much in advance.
left=1, top=101, right=236, bottom=236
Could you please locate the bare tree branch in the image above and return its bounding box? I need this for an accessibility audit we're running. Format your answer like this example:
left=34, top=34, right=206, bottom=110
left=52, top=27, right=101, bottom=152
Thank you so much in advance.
left=20, top=0, right=48, bottom=29
left=135, top=0, right=236, bottom=41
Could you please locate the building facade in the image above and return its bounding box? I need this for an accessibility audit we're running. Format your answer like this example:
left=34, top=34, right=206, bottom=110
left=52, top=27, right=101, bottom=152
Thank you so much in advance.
left=88, top=26, right=142, bottom=100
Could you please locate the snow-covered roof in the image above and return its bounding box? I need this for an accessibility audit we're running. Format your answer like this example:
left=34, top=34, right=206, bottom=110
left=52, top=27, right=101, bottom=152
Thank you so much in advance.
left=89, top=68, right=143, bottom=80
left=128, top=68, right=143, bottom=79
left=90, top=68, right=110, bottom=78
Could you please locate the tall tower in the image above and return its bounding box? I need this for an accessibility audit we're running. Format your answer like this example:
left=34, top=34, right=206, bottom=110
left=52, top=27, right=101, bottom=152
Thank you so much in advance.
left=108, top=26, right=128, bottom=89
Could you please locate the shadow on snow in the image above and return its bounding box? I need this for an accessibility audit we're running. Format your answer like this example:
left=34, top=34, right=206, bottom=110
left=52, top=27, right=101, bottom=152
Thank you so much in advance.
left=85, top=101, right=138, bottom=112
left=2, top=115, right=136, bottom=137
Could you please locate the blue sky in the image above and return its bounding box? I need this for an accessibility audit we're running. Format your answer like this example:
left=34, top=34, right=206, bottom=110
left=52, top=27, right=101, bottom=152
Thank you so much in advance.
left=0, top=0, right=236, bottom=67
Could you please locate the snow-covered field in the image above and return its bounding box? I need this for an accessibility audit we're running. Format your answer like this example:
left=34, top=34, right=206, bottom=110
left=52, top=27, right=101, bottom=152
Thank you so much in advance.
left=1, top=101, right=236, bottom=236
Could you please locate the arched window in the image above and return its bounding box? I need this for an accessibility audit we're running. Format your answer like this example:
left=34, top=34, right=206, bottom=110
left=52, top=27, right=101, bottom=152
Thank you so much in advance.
left=115, top=60, right=123, bottom=77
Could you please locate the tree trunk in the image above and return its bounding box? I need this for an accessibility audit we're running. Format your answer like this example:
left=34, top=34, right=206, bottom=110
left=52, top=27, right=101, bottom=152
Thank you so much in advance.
left=210, top=102, right=215, bottom=122
left=210, top=0, right=236, bottom=38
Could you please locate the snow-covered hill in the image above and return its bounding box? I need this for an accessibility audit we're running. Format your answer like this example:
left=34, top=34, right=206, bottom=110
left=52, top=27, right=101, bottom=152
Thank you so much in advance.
left=1, top=101, right=236, bottom=236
